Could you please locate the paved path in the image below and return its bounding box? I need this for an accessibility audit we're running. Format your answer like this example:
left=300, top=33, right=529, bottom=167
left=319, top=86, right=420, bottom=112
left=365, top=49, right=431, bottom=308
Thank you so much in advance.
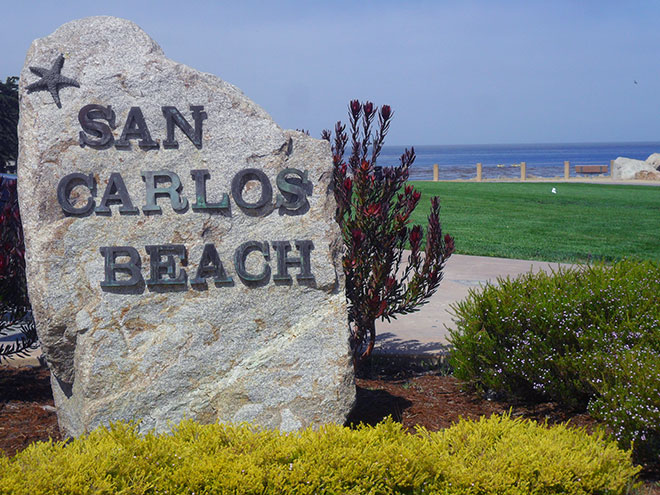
left=2, top=254, right=577, bottom=368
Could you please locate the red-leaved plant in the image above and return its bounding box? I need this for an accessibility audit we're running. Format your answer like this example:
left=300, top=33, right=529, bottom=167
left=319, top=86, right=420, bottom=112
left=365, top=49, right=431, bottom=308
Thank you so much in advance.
left=324, top=100, right=454, bottom=364
left=0, top=176, right=37, bottom=362
left=0, top=178, right=26, bottom=301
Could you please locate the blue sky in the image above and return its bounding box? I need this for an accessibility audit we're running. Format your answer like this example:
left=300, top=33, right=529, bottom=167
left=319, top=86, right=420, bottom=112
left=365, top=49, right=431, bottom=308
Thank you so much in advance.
left=2, top=0, right=659, bottom=145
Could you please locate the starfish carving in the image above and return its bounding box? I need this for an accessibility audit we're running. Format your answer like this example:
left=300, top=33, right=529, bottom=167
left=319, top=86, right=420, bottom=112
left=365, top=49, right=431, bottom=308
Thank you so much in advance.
left=26, top=54, right=80, bottom=108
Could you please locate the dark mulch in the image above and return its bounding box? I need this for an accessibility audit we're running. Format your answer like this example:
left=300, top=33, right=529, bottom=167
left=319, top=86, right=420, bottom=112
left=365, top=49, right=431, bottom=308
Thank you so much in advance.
left=348, top=374, right=599, bottom=432
left=348, top=354, right=600, bottom=432
left=1, top=362, right=658, bottom=493
left=0, top=366, right=62, bottom=457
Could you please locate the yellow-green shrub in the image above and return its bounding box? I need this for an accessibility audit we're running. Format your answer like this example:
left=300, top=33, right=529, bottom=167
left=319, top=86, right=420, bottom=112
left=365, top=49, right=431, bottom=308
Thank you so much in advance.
left=0, top=414, right=639, bottom=495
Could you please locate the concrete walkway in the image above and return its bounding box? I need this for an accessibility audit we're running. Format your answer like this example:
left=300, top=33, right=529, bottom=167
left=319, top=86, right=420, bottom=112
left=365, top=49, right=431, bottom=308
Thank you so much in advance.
left=2, top=254, right=578, bottom=368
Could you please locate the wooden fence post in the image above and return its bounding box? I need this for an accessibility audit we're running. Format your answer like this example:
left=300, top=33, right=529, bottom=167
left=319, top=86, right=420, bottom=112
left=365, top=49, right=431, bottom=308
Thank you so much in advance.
left=609, top=160, right=614, bottom=177
left=521, top=161, right=526, bottom=181
left=564, top=161, right=570, bottom=179
left=476, top=162, right=482, bottom=182
left=433, top=163, right=439, bottom=182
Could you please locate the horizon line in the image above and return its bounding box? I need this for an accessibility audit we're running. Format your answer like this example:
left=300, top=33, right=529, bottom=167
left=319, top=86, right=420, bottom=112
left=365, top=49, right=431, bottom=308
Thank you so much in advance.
left=385, top=140, right=660, bottom=148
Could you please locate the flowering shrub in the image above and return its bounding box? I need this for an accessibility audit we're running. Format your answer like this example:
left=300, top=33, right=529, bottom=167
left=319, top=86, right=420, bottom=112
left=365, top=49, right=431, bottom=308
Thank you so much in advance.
left=325, top=100, right=454, bottom=362
left=0, top=176, right=37, bottom=362
left=587, top=347, right=660, bottom=465
left=449, top=259, right=660, bottom=466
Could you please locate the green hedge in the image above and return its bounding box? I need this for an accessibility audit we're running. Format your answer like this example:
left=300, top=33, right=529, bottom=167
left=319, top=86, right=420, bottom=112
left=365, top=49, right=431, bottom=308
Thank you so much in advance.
left=0, top=415, right=639, bottom=494
left=449, top=259, right=660, bottom=465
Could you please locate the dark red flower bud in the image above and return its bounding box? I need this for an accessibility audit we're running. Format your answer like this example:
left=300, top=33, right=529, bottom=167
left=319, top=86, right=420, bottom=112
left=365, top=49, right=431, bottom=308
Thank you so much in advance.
left=410, top=226, right=422, bottom=245
left=376, top=300, right=387, bottom=317
left=350, top=100, right=361, bottom=116
left=412, top=190, right=421, bottom=202
left=405, top=185, right=413, bottom=195
left=365, top=203, right=382, bottom=216
left=364, top=101, right=374, bottom=116
left=381, top=105, right=391, bottom=120
left=343, top=177, right=352, bottom=191
left=351, top=229, right=365, bottom=245
left=361, top=160, right=370, bottom=172
left=386, top=276, right=396, bottom=290
left=444, top=234, right=455, bottom=254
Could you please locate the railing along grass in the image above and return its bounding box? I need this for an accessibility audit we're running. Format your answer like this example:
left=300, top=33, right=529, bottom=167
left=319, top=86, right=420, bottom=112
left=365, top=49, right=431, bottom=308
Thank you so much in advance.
left=409, top=182, right=660, bottom=263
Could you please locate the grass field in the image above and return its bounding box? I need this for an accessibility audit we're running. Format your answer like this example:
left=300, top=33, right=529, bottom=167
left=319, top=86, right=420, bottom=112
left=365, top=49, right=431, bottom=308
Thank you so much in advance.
left=409, top=181, right=660, bottom=263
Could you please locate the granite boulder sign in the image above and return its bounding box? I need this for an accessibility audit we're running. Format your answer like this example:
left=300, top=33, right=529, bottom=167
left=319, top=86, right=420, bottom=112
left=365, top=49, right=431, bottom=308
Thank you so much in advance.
left=18, top=16, right=354, bottom=437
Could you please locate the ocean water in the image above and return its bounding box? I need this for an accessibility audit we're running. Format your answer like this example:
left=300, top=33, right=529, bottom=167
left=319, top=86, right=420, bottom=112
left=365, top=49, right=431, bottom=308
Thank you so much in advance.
left=375, top=142, right=660, bottom=180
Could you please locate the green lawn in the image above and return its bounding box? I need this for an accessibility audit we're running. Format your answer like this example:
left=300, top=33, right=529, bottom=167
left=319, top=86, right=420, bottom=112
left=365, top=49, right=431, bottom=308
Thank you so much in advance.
left=409, top=182, right=660, bottom=263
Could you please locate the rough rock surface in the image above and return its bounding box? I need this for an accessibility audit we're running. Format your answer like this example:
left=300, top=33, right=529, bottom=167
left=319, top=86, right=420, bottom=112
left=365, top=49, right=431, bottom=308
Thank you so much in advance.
left=646, top=153, right=660, bottom=171
left=611, top=157, right=658, bottom=180
left=18, top=17, right=353, bottom=437
left=634, top=170, right=660, bottom=181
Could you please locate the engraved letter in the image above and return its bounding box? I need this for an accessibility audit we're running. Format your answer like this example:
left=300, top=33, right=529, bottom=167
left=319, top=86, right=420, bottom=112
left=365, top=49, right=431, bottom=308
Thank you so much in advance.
left=190, top=169, right=229, bottom=211
left=234, top=241, right=270, bottom=284
left=78, top=104, right=115, bottom=148
left=100, top=246, right=143, bottom=288
left=95, top=172, right=139, bottom=215
left=294, top=240, right=314, bottom=281
left=115, top=107, right=158, bottom=149
left=162, top=105, right=207, bottom=149
left=57, top=172, right=96, bottom=216
left=272, top=240, right=314, bottom=282
left=191, top=243, right=233, bottom=285
left=141, top=170, right=188, bottom=213
left=231, top=168, right=272, bottom=213
left=145, top=244, right=187, bottom=287
left=275, top=168, right=312, bottom=214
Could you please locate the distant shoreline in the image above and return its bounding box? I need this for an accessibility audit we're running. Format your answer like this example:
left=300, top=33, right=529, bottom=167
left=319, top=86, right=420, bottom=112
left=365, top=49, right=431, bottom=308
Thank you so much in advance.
left=377, top=142, right=660, bottom=181
left=386, top=140, right=660, bottom=148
